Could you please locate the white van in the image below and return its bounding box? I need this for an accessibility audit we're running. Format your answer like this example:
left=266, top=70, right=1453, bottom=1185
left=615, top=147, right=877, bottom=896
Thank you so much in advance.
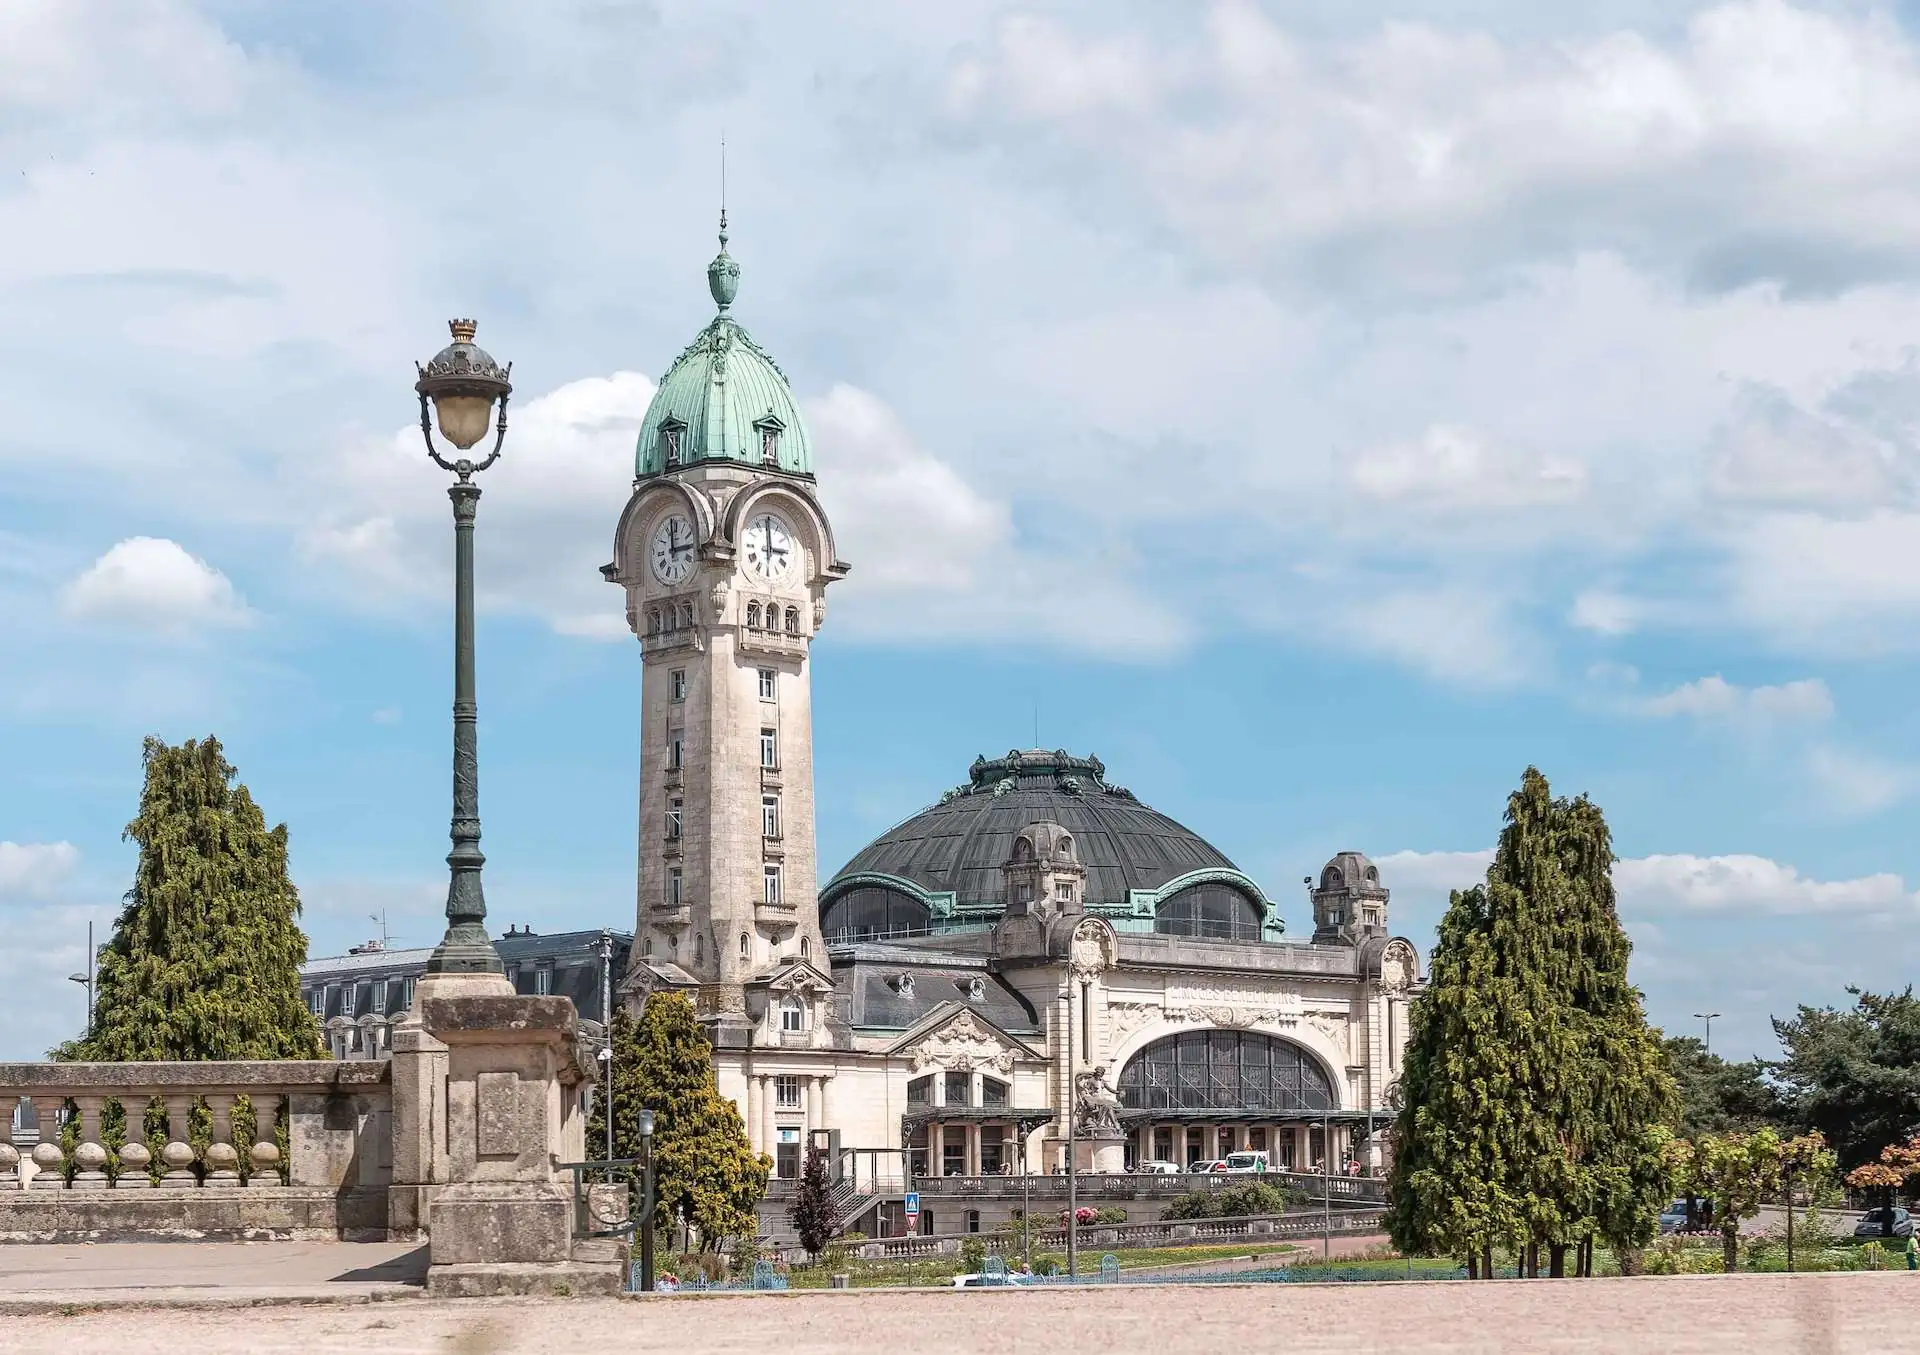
left=1221, top=1151, right=1270, bottom=1174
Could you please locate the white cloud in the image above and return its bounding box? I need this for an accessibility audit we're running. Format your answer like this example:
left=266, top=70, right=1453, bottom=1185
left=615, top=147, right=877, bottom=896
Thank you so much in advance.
left=1728, top=510, right=1920, bottom=647
left=60, top=537, right=251, bottom=632
left=1639, top=674, right=1833, bottom=725
left=1707, top=385, right=1906, bottom=509
left=1806, top=743, right=1910, bottom=815
left=1373, top=848, right=1494, bottom=896
left=0, top=841, right=80, bottom=902
left=1570, top=590, right=1641, bottom=637
left=1335, top=588, right=1535, bottom=686
left=1380, top=844, right=1918, bottom=917
left=1614, top=853, right=1917, bottom=916
left=1348, top=425, right=1586, bottom=510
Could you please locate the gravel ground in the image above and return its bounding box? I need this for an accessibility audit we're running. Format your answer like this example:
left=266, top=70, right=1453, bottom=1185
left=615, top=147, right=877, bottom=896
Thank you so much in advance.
left=0, top=1271, right=1910, bottom=1355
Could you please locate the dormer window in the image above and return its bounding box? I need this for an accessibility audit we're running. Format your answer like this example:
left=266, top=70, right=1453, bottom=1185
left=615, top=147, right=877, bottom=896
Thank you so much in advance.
left=662, top=421, right=685, bottom=468
left=780, top=995, right=805, bottom=1032
left=757, top=417, right=784, bottom=466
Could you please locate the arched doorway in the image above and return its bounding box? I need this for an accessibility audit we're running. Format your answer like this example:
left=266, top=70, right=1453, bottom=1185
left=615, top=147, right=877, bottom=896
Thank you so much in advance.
left=1116, top=1029, right=1338, bottom=1171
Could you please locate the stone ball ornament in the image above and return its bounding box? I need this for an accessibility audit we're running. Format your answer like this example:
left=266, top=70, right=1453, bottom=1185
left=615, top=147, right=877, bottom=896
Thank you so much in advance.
left=0, top=1142, right=18, bottom=1171
left=160, top=1140, right=198, bottom=1172
left=119, top=1141, right=152, bottom=1170
left=251, top=1139, right=282, bottom=1168
left=203, top=1141, right=241, bottom=1173
left=30, top=1142, right=64, bottom=1172
left=72, top=1141, right=110, bottom=1173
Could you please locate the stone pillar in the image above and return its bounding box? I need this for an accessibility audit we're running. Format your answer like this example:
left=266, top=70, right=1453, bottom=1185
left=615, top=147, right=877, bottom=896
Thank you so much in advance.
left=388, top=1006, right=450, bottom=1238
left=203, top=1094, right=241, bottom=1187
left=745, top=1074, right=763, bottom=1153
left=759, top=1076, right=775, bottom=1159
left=806, top=1075, right=823, bottom=1135
left=156, top=1095, right=199, bottom=1188
left=966, top=1123, right=979, bottom=1177
left=69, top=1095, right=110, bottom=1190
left=29, top=1098, right=64, bottom=1190
left=247, top=1094, right=283, bottom=1184
left=819, top=1072, right=834, bottom=1131
left=930, top=1122, right=944, bottom=1177
left=0, top=1095, right=21, bottom=1190
left=116, top=1095, right=154, bottom=1185
left=422, top=989, right=618, bottom=1297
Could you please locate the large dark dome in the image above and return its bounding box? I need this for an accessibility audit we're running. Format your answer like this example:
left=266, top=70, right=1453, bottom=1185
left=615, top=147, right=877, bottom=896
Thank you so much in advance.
left=828, top=749, right=1238, bottom=911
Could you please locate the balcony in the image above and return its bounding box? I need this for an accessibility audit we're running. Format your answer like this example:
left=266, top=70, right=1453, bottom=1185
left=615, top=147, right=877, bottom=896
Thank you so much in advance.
left=737, top=626, right=808, bottom=660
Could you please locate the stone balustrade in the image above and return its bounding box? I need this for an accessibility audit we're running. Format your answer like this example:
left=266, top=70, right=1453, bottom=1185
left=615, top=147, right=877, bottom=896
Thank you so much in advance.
left=0, top=1061, right=392, bottom=1241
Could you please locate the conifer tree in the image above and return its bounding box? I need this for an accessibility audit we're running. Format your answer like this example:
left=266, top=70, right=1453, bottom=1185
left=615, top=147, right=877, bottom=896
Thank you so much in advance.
left=628, top=991, right=771, bottom=1250
left=1389, top=768, right=1674, bottom=1277
left=788, top=1145, right=841, bottom=1262
left=67, top=736, right=322, bottom=1061
left=586, top=1003, right=646, bottom=1161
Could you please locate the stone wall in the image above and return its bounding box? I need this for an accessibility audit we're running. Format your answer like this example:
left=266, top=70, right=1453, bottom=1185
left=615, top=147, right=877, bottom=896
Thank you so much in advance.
left=1, top=1060, right=392, bottom=1243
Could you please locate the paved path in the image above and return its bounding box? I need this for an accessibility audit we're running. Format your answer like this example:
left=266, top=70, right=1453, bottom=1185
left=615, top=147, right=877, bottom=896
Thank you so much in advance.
left=0, top=1272, right=1911, bottom=1354
left=0, top=1241, right=425, bottom=1308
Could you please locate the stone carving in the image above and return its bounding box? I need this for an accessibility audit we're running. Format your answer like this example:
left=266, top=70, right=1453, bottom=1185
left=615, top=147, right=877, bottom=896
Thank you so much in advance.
left=1073, top=1067, right=1123, bottom=1139
left=812, top=595, right=827, bottom=628
left=1107, top=1001, right=1161, bottom=1043
left=1069, top=918, right=1114, bottom=977
left=1059, top=775, right=1082, bottom=795
left=909, top=1009, right=1015, bottom=1074
left=708, top=579, right=729, bottom=624
left=1380, top=939, right=1418, bottom=993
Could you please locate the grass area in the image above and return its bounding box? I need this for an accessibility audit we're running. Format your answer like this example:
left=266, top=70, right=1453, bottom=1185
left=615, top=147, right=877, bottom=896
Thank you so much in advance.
left=777, top=1240, right=1313, bottom=1288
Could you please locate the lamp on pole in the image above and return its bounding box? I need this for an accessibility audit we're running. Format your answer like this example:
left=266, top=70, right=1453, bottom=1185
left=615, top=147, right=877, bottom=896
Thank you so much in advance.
left=1694, top=1012, right=1722, bottom=1058
left=1065, top=978, right=1079, bottom=1281
left=598, top=930, right=616, bottom=1166
left=414, top=319, right=513, bottom=980
left=636, top=1107, right=657, bottom=1293
left=67, top=921, right=94, bottom=1040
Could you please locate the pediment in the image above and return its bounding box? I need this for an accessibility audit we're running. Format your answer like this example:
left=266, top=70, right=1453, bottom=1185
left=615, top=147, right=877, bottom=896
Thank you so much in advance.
left=755, top=957, right=838, bottom=997
left=887, top=1002, right=1041, bottom=1074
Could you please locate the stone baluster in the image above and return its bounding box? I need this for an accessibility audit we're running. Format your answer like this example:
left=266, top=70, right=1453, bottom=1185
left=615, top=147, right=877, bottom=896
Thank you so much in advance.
left=69, top=1095, right=111, bottom=1189
left=0, top=1094, right=21, bottom=1190
left=29, top=1097, right=66, bottom=1189
left=159, top=1094, right=199, bottom=1189
left=245, top=1094, right=283, bottom=1185
left=203, top=1093, right=241, bottom=1186
left=118, top=1093, right=155, bottom=1186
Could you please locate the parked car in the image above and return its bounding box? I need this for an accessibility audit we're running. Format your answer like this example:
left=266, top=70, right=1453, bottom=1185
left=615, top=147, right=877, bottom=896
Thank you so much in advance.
left=1658, top=1200, right=1695, bottom=1234
left=952, top=1270, right=1033, bottom=1287
left=1853, top=1207, right=1914, bottom=1239
left=1220, top=1151, right=1270, bottom=1174
left=1136, top=1159, right=1183, bottom=1175
left=1195, top=1160, right=1229, bottom=1173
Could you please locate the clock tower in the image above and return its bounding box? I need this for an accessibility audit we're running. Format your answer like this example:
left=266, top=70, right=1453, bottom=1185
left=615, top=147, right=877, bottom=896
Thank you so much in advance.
left=605, top=216, right=848, bottom=1027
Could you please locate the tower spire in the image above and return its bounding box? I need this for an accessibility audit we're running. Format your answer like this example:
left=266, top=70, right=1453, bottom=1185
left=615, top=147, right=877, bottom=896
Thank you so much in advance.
left=708, top=133, right=740, bottom=312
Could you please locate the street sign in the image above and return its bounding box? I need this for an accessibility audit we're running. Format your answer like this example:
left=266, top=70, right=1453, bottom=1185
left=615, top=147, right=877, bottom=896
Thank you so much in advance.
left=904, top=1191, right=920, bottom=1217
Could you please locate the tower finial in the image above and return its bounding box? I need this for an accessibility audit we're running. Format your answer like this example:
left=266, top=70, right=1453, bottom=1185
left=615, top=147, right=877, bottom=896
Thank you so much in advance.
left=707, top=132, right=740, bottom=312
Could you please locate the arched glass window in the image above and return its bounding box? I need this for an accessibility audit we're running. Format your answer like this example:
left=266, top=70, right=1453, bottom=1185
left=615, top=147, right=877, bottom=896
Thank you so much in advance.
left=695, top=934, right=705, bottom=964
left=784, top=606, right=799, bottom=634
left=1154, top=882, right=1262, bottom=942
left=740, top=932, right=751, bottom=960
left=779, top=995, right=805, bottom=1032
left=800, top=937, right=812, bottom=960
left=747, top=601, right=761, bottom=629
left=1117, top=1031, right=1333, bottom=1113
left=647, top=607, right=661, bottom=635
left=820, top=885, right=930, bottom=943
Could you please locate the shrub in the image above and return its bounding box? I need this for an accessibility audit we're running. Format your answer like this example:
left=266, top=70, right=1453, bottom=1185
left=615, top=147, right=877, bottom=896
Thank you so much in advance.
left=1159, top=1181, right=1294, bottom=1221
left=960, top=1238, right=987, bottom=1273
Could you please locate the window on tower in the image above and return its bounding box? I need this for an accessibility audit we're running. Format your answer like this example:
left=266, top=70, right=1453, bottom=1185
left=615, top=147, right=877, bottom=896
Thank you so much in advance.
left=747, top=601, right=761, bottom=629
left=662, top=423, right=684, bottom=468
left=760, top=727, right=778, bottom=769
left=764, top=865, right=783, bottom=905
left=666, top=797, right=682, bottom=840
left=740, top=932, right=751, bottom=961
left=668, top=727, right=684, bottom=771
left=761, top=426, right=780, bottom=465
left=780, top=996, right=805, bottom=1032
left=784, top=606, right=800, bottom=635
left=670, top=668, right=686, bottom=702
left=668, top=867, right=683, bottom=908
left=762, top=794, right=781, bottom=839
left=758, top=668, right=776, bottom=700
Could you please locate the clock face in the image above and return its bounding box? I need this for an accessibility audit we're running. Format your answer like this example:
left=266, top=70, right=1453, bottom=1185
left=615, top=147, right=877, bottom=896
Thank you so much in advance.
left=742, top=512, right=795, bottom=583
left=649, top=513, right=696, bottom=585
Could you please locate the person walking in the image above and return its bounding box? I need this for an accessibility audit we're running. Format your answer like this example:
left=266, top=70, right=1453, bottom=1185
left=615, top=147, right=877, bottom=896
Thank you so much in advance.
left=1905, top=1231, right=1918, bottom=1272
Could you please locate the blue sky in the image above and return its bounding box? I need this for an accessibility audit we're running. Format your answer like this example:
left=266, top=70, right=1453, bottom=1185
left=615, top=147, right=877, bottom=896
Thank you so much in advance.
left=5, top=0, right=1920, bottom=1060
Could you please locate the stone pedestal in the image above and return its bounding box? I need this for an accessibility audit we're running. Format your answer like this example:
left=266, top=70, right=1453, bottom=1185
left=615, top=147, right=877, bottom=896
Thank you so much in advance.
left=417, top=986, right=613, bottom=1297
left=1079, top=1137, right=1125, bottom=1174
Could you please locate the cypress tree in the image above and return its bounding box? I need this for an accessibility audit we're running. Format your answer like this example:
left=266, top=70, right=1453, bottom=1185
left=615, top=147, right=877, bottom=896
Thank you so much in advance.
left=586, top=1003, right=647, bottom=1161
left=1389, top=768, right=1674, bottom=1277
left=788, top=1145, right=841, bottom=1262
left=628, top=991, right=771, bottom=1250
left=69, top=736, right=322, bottom=1062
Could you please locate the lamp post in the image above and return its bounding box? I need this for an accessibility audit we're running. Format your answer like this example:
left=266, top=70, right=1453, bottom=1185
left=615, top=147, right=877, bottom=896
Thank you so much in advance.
left=636, top=1107, right=657, bottom=1293
left=67, top=921, right=94, bottom=1039
left=1694, top=1012, right=1721, bottom=1058
left=598, top=930, right=616, bottom=1165
left=414, top=319, right=513, bottom=980
left=1065, top=978, right=1079, bottom=1281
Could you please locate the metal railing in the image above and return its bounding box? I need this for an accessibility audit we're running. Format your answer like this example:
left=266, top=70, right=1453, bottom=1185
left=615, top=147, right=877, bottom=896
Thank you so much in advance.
left=911, top=1170, right=1385, bottom=1203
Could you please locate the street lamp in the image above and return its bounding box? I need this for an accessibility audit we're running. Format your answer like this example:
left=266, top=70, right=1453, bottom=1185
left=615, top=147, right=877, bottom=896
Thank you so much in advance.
left=636, top=1107, right=658, bottom=1293
left=68, top=920, right=95, bottom=1039
left=414, top=318, right=513, bottom=980
left=1694, top=1012, right=1721, bottom=1058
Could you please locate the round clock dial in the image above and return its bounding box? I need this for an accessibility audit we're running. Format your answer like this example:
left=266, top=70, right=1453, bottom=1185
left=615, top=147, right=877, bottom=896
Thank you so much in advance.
left=742, top=513, right=795, bottom=583
left=648, top=513, right=696, bottom=585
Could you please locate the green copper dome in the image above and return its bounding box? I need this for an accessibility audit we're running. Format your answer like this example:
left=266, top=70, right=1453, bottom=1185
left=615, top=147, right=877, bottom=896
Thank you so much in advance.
left=634, top=215, right=812, bottom=479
